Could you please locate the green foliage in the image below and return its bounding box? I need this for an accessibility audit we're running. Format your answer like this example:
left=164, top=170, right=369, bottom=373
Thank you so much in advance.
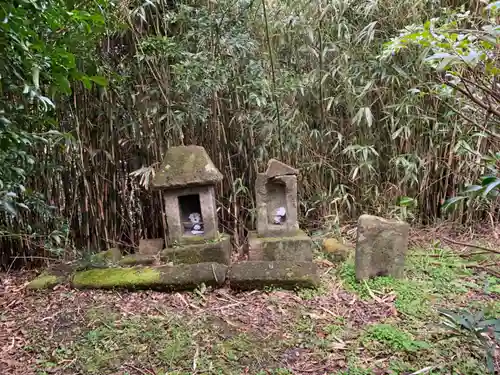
left=1, top=0, right=499, bottom=267
left=339, top=247, right=476, bottom=318
left=438, top=309, right=500, bottom=374
left=364, top=323, right=430, bottom=353
left=339, top=262, right=430, bottom=317
left=383, top=2, right=500, bottom=211
left=0, top=0, right=112, bottom=261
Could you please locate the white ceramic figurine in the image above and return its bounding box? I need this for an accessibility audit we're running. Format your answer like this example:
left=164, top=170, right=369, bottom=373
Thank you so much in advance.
left=273, top=206, right=286, bottom=224
left=188, top=212, right=204, bottom=234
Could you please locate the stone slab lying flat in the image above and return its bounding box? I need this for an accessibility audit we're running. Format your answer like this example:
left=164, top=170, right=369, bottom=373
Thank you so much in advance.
left=248, top=231, right=313, bottom=262
left=71, top=262, right=228, bottom=290
left=228, top=261, right=318, bottom=290
left=161, top=234, right=231, bottom=265
left=118, top=254, right=156, bottom=266
left=355, top=214, right=410, bottom=280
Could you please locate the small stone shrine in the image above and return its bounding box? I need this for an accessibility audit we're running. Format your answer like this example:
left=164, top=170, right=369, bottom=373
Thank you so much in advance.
left=151, top=145, right=231, bottom=265
left=355, top=214, right=409, bottom=280
left=27, top=153, right=318, bottom=292
left=248, top=159, right=315, bottom=264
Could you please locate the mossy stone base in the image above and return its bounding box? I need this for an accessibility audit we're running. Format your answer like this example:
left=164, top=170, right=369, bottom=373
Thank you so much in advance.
left=161, top=234, right=231, bottom=265
left=71, top=263, right=228, bottom=290
left=27, top=273, right=64, bottom=290
left=248, top=231, right=313, bottom=262
left=228, top=261, right=319, bottom=290
left=119, top=254, right=156, bottom=266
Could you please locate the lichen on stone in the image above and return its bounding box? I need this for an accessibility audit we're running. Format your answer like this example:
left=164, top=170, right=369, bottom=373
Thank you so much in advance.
left=151, top=145, right=223, bottom=188
left=72, top=267, right=161, bottom=289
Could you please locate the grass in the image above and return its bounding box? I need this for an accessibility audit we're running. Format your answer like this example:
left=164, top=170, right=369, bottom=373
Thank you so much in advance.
left=362, top=323, right=430, bottom=352
left=338, top=246, right=479, bottom=318
left=6, top=245, right=498, bottom=375
left=38, top=313, right=286, bottom=374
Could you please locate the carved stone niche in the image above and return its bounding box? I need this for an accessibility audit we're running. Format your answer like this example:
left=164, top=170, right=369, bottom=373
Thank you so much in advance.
left=151, top=145, right=223, bottom=245
left=256, top=159, right=300, bottom=237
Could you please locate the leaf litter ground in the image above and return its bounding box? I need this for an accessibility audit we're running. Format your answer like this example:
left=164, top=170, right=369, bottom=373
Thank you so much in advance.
left=0, top=241, right=499, bottom=375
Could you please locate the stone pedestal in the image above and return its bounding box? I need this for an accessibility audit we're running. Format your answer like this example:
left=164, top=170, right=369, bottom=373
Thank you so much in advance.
left=236, top=159, right=317, bottom=289
left=248, top=231, right=313, bottom=262
left=161, top=234, right=231, bottom=265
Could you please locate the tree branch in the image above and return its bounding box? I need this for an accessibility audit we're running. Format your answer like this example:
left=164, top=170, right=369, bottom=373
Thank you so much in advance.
left=441, top=100, right=500, bottom=141
left=445, top=81, right=500, bottom=119
left=442, top=236, right=500, bottom=255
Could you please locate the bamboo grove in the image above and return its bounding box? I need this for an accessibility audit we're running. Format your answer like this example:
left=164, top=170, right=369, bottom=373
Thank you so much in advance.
left=0, top=0, right=498, bottom=268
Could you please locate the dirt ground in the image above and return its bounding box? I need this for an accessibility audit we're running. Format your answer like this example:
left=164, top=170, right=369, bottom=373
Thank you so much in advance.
left=1, top=234, right=499, bottom=375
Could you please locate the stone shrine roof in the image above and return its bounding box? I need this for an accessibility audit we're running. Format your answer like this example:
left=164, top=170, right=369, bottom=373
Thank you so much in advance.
left=152, top=145, right=223, bottom=189
left=265, top=159, right=298, bottom=178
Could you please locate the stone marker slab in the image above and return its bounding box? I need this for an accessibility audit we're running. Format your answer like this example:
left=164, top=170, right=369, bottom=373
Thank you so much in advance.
left=161, top=234, right=231, bottom=265
left=138, top=238, right=165, bottom=255
left=228, top=261, right=319, bottom=290
left=71, top=262, right=228, bottom=290
left=248, top=231, right=312, bottom=262
left=355, top=214, right=410, bottom=280
left=255, top=172, right=300, bottom=237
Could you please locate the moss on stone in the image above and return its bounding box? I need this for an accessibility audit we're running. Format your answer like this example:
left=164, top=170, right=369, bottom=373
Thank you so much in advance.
left=27, top=273, right=62, bottom=290
left=151, top=145, right=223, bottom=188
left=162, top=235, right=230, bottom=265
left=173, top=232, right=225, bottom=246
left=71, top=263, right=228, bottom=291
left=72, top=267, right=161, bottom=289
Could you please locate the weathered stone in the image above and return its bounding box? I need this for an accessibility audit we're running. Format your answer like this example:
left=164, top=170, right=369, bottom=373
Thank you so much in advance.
left=119, top=254, right=156, bottom=266
left=138, top=238, right=164, bottom=255
left=355, top=214, right=410, bottom=280
left=255, top=161, right=300, bottom=237
left=151, top=145, right=222, bottom=189
left=27, top=273, right=64, bottom=290
left=228, top=261, right=319, bottom=290
left=71, top=263, right=228, bottom=290
left=265, top=159, right=298, bottom=178
left=322, top=238, right=351, bottom=262
left=248, top=231, right=312, bottom=262
left=161, top=234, right=231, bottom=265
